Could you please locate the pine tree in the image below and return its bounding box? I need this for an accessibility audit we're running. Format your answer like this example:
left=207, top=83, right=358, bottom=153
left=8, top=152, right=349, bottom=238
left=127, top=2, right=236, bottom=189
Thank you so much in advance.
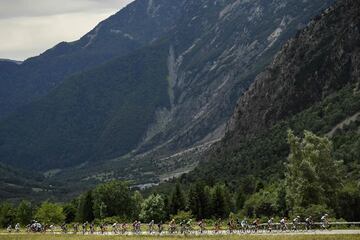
left=63, top=200, right=77, bottom=223
left=188, top=184, right=199, bottom=217
left=131, top=191, right=144, bottom=219
left=188, top=182, right=210, bottom=219
left=76, top=190, right=94, bottom=222
left=16, top=200, right=33, bottom=225
left=169, top=183, right=186, bottom=215
left=211, top=184, right=229, bottom=218
left=235, top=188, right=245, bottom=212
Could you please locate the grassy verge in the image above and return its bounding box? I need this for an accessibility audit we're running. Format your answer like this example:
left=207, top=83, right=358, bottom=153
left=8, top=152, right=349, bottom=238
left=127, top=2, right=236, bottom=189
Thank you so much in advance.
left=0, top=234, right=359, bottom=240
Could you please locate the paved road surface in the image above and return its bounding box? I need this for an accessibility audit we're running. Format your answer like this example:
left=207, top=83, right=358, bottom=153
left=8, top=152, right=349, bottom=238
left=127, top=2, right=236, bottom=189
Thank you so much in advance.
left=2, top=229, right=360, bottom=236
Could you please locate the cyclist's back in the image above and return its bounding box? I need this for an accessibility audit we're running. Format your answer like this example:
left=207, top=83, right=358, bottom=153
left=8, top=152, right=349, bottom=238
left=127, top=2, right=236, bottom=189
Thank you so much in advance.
left=321, top=214, right=329, bottom=229
left=280, top=217, right=287, bottom=231
left=267, top=218, right=274, bottom=232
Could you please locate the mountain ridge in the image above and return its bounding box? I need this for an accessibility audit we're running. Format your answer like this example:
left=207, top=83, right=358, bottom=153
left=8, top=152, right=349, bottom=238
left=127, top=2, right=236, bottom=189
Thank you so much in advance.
left=0, top=0, right=335, bottom=190
left=0, top=0, right=185, bottom=119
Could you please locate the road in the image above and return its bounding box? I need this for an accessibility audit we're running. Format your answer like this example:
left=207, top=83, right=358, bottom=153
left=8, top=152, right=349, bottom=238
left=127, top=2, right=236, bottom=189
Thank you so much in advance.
left=2, top=229, right=359, bottom=236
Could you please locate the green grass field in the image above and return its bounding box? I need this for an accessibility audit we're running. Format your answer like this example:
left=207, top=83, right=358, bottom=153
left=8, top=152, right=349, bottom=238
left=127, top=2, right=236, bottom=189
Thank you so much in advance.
left=0, top=234, right=360, bottom=240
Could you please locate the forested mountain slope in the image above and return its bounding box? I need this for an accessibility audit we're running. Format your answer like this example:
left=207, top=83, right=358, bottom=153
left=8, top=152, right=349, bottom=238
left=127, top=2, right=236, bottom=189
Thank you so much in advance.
left=0, top=45, right=171, bottom=170
left=0, top=0, right=184, bottom=119
left=187, top=0, right=360, bottom=185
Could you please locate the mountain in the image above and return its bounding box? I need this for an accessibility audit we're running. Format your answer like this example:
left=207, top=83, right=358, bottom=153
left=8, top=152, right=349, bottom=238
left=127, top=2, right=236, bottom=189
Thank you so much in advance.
left=0, top=59, right=22, bottom=65
left=0, top=163, right=52, bottom=202
left=187, top=0, right=360, bottom=185
left=132, top=0, right=335, bottom=157
left=0, top=0, right=334, bottom=185
left=0, top=45, right=171, bottom=170
left=0, top=0, right=184, bottom=119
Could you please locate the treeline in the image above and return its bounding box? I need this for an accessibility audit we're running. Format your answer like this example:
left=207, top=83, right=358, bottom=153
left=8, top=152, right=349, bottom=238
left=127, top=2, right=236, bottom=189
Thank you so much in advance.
left=1, top=131, right=359, bottom=227
left=0, top=181, right=239, bottom=227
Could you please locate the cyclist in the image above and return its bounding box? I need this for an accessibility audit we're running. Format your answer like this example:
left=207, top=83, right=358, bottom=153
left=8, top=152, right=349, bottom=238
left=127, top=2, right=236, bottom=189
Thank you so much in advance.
left=169, top=219, right=176, bottom=234
left=321, top=214, right=329, bottom=230
left=112, top=222, right=118, bottom=234
left=15, top=223, right=20, bottom=233
left=241, top=218, right=248, bottom=232
left=100, top=223, right=105, bottom=235
left=305, top=216, right=313, bottom=230
left=215, top=218, right=221, bottom=233
left=73, top=223, right=79, bottom=234
left=132, top=220, right=136, bottom=233
left=148, top=220, right=155, bottom=233
left=180, top=220, right=186, bottom=234
left=280, top=217, right=288, bottom=231
left=157, top=221, right=163, bottom=234
left=252, top=218, right=260, bottom=232
left=267, top=217, right=274, bottom=232
left=121, top=223, right=128, bottom=234
left=136, top=221, right=141, bottom=234
left=132, top=220, right=137, bottom=234
left=7, top=224, right=12, bottom=233
left=26, top=224, right=31, bottom=233
left=227, top=219, right=234, bottom=233
left=82, top=221, right=88, bottom=235
left=49, top=224, right=55, bottom=233
left=198, top=219, right=205, bottom=234
left=186, top=219, right=192, bottom=234
left=89, top=222, right=95, bottom=234
left=61, top=222, right=67, bottom=233
left=292, top=216, right=300, bottom=231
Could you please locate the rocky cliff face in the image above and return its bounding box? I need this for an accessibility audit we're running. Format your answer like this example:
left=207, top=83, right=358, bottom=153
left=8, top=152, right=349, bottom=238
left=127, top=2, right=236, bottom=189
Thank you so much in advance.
left=134, top=0, right=335, bottom=157
left=186, top=0, right=360, bottom=184
left=227, top=0, right=360, bottom=140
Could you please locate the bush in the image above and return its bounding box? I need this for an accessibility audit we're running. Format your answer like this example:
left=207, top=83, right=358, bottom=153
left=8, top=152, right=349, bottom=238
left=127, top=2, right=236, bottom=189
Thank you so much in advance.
left=291, top=204, right=333, bottom=220
left=0, top=202, right=16, bottom=227
left=243, top=188, right=278, bottom=217
left=170, top=211, right=193, bottom=223
left=139, top=194, right=166, bottom=223
left=35, top=202, right=65, bottom=225
left=336, top=182, right=360, bottom=221
left=97, top=216, right=125, bottom=224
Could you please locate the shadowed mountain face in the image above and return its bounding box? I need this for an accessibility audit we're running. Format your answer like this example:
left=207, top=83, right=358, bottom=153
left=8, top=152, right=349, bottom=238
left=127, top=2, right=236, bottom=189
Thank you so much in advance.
left=0, top=0, right=334, bottom=180
left=188, top=0, right=360, bottom=184
left=0, top=0, right=185, bottom=119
